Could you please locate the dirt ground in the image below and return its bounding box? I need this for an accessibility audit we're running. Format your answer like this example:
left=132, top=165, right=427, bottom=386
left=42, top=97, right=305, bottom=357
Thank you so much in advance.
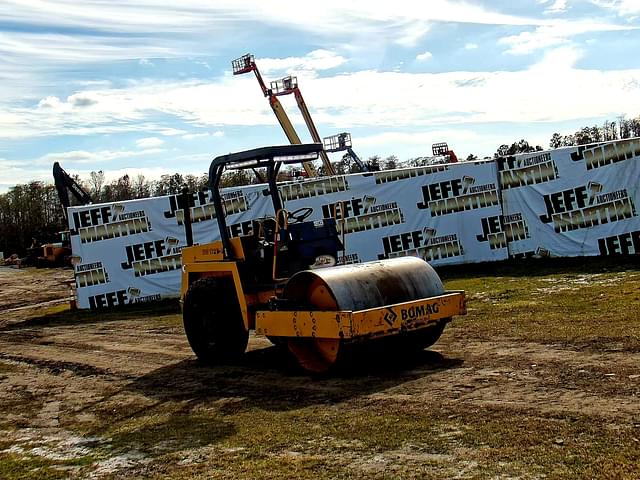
left=0, top=262, right=639, bottom=479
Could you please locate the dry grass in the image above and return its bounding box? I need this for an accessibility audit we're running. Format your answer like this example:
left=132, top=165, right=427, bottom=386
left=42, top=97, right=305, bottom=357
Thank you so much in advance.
left=1, top=258, right=639, bottom=479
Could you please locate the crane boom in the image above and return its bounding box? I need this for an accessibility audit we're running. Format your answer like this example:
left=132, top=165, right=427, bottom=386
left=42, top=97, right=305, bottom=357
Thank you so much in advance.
left=271, top=76, right=336, bottom=176
left=52, top=162, right=93, bottom=222
left=231, top=54, right=317, bottom=178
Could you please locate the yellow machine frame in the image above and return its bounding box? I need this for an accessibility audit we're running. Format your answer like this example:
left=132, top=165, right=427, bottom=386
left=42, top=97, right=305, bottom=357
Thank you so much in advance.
left=181, top=239, right=466, bottom=343
left=180, top=143, right=466, bottom=372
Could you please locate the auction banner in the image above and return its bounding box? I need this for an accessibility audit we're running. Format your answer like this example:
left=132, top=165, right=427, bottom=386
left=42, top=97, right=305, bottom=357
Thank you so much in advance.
left=498, top=138, right=640, bottom=258
left=279, top=160, right=507, bottom=267
left=69, top=159, right=507, bottom=309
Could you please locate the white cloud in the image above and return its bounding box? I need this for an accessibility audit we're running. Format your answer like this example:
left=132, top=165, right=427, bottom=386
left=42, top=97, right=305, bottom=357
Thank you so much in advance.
left=395, top=23, right=431, bottom=47
left=591, top=0, right=640, bottom=17
left=0, top=31, right=179, bottom=64
left=182, top=132, right=210, bottom=140
left=136, top=137, right=164, bottom=148
left=499, top=25, right=570, bottom=54
left=353, top=130, right=511, bottom=161
left=3, top=50, right=640, bottom=143
left=37, top=148, right=164, bottom=166
left=416, top=51, right=433, bottom=61
left=539, top=0, right=569, bottom=14
left=258, top=50, right=347, bottom=76
left=464, top=42, right=479, bottom=50
left=182, top=130, right=223, bottom=140
left=0, top=1, right=634, bottom=106
left=0, top=148, right=168, bottom=189
left=498, top=21, right=633, bottom=54
left=37, top=96, right=63, bottom=109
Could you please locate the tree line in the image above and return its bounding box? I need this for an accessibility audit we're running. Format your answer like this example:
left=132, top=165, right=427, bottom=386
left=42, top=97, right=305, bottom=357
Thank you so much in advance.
left=2, top=114, right=638, bottom=257
left=549, top=115, right=640, bottom=148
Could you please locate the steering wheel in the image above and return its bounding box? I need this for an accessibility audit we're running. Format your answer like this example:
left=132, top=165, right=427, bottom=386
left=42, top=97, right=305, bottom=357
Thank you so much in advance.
left=288, top=207, right=314, bottom=223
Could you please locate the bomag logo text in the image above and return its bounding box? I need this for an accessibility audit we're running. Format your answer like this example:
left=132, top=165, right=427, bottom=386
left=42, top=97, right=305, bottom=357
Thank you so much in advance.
left=497, top=153, right=558, bottom=189
left=476, top=213, right=530, bottom=249
left=321, top=195, right=404, bottom=234
left=378, top=227, right=463, bottom=261
left=401, top=302, right=439, bottom=322
left=121, top=237, right=182, bottom=277
left=539, top=184, right=637, bottom=233
left=70, top=205, right=151, bottom=244
left=416, top=177, right=499, bottom=216
left=571, top=139, right=640, bottom=170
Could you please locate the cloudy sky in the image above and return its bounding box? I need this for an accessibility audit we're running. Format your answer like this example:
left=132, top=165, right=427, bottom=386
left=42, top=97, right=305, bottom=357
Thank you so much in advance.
left=1, top=0, right=639, bottom=191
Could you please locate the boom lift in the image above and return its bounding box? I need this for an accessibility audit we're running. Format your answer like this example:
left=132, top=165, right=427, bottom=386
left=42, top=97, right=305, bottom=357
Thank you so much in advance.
left=323, top=132, right=370, bottom=172
left=180, top=143, right=466, bottom=373
left=231, top=54, right=318, bottom=178
left=431, top=142, right=458, bottom=164
left=270, top=75, right=336, bottom=175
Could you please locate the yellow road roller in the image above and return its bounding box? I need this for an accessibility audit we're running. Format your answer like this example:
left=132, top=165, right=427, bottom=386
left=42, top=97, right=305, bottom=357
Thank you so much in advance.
left=180, top=143, right=466, bottom=373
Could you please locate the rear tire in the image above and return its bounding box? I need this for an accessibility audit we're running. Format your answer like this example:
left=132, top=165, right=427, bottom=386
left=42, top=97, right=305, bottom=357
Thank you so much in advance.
left=183, top=277, right=248, bottom=364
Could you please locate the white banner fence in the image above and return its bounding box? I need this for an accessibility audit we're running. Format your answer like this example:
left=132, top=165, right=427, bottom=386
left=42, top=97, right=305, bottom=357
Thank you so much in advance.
left=69, top=138, right=640, bottom=309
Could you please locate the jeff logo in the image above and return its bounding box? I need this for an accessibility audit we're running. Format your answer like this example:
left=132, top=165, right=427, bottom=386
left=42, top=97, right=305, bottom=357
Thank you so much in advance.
left=70, top=204, right=151, bottom=244
left=598, top=230, right=640, bottom=255
left=416, top=176, right=499, bottom=216
left=497, top=152, right=558, bottom=189
left=378, top=227, right=463, bottom=261
left=321, top=195, right=404, bottom=234
left=539, top=183, right=636, bottom=233
left=571, top=139, right=640, bottom=170
left=477, top=213, right=529, bottom=249
left=75, top=261, right=109, bottom=288
left=164, top=189, right=249, bottom=226
left=121, top=236, right=182, bottom=277
left=87, top=288, right=161, bottom=309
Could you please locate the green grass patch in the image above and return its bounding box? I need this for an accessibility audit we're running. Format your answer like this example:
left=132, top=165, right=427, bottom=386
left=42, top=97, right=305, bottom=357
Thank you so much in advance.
left=444, top=263, right=640, bottom=348
left=110, top=413, right=235, bottom=455
left=0, top=453, right=70, bottom=480
left=113, top=399, right=640, bottom=479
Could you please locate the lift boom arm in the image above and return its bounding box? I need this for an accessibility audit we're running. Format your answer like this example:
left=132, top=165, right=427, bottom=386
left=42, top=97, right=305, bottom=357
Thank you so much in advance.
left=231, top=54, right=318, bottom=178
left=271, top=76, right=336, bottom=176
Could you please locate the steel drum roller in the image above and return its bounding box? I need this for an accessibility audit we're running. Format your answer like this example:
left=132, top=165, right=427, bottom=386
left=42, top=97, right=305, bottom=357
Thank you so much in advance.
left=283, top=257, right=446, bottom=372
left=284, top=256, right=445, bottom=311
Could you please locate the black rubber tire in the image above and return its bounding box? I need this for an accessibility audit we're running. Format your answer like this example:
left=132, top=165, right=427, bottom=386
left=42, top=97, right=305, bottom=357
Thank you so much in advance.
left=401, top=319, right=448, bottom=351
left=182, top=277, right=249, bottom=364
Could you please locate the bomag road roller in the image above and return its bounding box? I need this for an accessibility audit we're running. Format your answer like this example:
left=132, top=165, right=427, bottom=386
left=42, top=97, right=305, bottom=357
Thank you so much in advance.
left=180, top=143, right=466, bottom=373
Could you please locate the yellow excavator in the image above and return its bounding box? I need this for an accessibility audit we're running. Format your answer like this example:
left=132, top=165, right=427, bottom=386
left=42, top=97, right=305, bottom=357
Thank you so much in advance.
left=180, top=143, right=466, bottom=373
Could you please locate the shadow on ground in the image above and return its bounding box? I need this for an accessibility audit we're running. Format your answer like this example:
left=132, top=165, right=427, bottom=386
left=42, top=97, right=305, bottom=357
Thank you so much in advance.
left=126, top=344, right=464, bottom=412
left=0, top=299, right=181, bottom=332
left=438, top=255, right=640, bottom=280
